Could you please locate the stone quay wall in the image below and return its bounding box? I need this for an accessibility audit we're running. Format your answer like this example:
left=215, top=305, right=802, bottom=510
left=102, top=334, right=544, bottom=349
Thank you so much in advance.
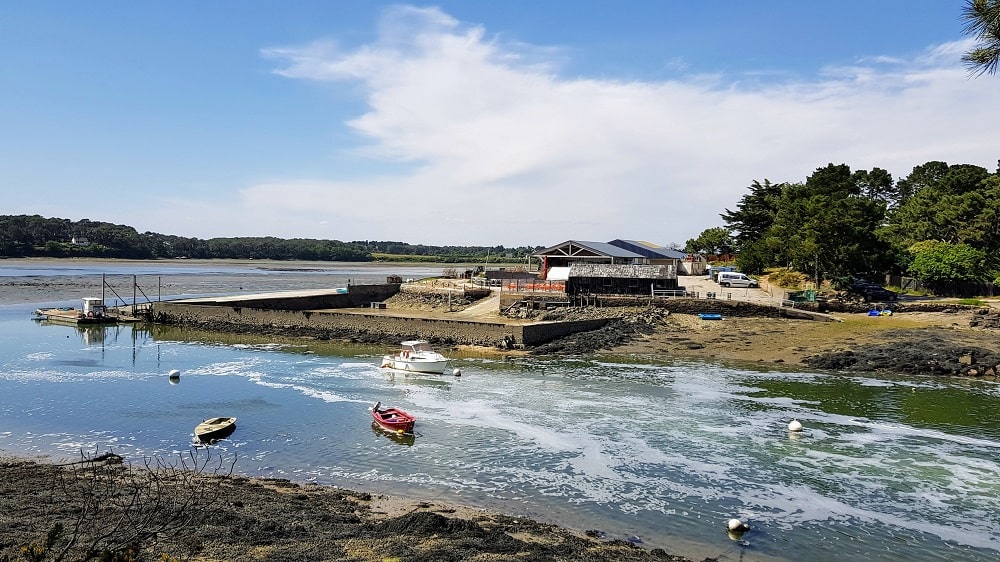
left=500, top=293, right=835, bottom=321
left=152, top=302, right=609, bottom=348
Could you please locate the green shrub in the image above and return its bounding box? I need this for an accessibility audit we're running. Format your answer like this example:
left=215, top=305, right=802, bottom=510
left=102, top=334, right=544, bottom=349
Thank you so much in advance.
left=766, top=268, right=808, bottom=289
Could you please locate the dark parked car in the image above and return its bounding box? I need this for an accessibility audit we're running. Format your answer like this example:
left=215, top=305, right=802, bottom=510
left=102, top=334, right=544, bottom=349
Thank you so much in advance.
left=848, top=279, right=898, bottom=302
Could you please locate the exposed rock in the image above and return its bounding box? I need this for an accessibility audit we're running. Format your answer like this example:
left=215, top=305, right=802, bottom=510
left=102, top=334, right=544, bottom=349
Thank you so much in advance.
left=530, top=307, right=669, bottom=355
left=970, top=308, right=1000, bottom=329
left=803, top=335, right=1000, bottom=377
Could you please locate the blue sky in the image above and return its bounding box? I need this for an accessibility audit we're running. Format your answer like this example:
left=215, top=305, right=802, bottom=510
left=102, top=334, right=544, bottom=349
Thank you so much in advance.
left=1, top=1, right=995, bottom=247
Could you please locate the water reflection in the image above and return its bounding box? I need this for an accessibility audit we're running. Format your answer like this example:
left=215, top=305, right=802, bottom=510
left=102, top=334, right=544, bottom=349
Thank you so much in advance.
left=31, top=321, right=155, bottom=350
left=381, top=371, right=453, bottom=388
left=371, top=421, right=416, bottom=446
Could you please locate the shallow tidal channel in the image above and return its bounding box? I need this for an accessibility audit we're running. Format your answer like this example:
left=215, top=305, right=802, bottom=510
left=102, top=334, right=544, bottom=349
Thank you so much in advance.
left=1, top=261, right=998, bottom=562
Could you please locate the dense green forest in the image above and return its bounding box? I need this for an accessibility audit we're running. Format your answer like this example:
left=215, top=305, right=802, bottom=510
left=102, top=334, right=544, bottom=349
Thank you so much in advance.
left=685, top=160, right=1000, bottom=290
left=0, top=215, right=539, bottom=263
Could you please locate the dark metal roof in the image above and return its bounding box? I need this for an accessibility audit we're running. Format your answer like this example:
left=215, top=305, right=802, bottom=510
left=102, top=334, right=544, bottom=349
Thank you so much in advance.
left=533, top=240, right=643, bottom=259
left=608, top=239, right=686, bottom=260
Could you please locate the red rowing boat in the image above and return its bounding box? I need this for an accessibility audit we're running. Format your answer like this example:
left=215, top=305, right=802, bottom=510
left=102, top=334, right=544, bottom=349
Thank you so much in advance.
left=370, top=401, right=416, bottom=433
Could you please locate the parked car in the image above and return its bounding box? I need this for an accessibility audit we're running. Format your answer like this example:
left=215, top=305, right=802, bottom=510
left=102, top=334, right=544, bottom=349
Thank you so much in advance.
left=848, top=279, right=897, bottom=302
left=717, top=271, right=759, bottom=288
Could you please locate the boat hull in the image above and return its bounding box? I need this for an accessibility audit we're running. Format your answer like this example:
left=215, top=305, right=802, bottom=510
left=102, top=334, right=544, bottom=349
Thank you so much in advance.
left=381, top=356, right=450, bottom=374
left=380, top=340, right=450, bottom=374
left=33, top=308, right=118, bottom=325
left=371, top=402, right=415, bottom=433
left=194, top=417, right=237, bottom=442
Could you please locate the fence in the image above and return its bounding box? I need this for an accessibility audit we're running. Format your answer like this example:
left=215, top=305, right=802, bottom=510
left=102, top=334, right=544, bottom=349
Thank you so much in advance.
left=504, top=279, right=566, bottom=292
left=885, top=275, right=925, bottom=293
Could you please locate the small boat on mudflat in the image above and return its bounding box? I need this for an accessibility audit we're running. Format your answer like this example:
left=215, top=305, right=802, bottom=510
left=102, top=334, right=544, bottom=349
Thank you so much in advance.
left=698, top=313, right=723, bottom=320
left=370, top=401, right=415, bottom=434
left=380, top=340, right=449, bottom=374
left=194, top=417, right=237, bottom=442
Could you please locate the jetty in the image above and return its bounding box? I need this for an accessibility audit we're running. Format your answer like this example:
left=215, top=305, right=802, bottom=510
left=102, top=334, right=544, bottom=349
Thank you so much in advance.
left=149, top=284, right=609, bottom=348
left=146, top=278, right=838, bottom=349
left=32, top=273, right=155, bottom=326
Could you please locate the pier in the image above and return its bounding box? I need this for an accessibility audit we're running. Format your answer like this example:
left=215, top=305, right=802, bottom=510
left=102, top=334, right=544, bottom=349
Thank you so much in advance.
left=149, top=284, right=609, bottom=348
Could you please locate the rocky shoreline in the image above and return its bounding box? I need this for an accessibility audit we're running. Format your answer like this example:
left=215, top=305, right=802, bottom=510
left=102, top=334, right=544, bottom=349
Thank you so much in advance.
left=0, top=454, right=696, bottom=562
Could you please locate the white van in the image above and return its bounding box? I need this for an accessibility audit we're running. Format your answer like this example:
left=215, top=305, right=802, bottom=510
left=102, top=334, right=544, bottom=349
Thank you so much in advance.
left=717, top=271, right=759, bottom=288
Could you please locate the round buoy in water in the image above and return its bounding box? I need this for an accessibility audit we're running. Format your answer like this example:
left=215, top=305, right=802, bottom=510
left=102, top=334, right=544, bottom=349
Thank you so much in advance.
left=168, top=369, right=181, bottom=379
left=453, top=368, right=462, bottom=377
left=397, top=429, right=404, bottom=435
left=727, top=518, right=749, bottom=533
left=788, top=419, right=803, bottom=432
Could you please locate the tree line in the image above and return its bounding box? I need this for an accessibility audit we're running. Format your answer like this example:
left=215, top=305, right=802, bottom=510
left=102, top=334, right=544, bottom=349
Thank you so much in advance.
left=683, top=0, right=1000, bottom=293
left=684, top=160, right=1000, bottom=291
left=0, top=215, right=538, bottom=263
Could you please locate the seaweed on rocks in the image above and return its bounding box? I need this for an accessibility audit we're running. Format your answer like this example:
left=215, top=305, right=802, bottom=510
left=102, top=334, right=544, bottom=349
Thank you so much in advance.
left=803, top=333, right=1000, bottom=377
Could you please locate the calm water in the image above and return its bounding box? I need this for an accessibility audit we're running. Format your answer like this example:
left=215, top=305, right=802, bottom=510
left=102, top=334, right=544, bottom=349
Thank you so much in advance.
left=1, top=262, right=998, bottom=562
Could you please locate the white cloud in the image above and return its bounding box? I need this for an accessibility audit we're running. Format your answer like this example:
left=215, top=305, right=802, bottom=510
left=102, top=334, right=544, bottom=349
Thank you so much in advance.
left=229, top=7, right=997, bottom=247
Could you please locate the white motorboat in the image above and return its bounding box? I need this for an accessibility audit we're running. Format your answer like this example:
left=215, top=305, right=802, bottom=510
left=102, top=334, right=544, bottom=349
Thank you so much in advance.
left=380, top=340, right=449, bottom=374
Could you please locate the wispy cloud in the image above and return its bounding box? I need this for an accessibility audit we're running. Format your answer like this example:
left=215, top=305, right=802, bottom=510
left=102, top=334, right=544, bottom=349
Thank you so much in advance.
left=239, top=6, right=995, bottom=247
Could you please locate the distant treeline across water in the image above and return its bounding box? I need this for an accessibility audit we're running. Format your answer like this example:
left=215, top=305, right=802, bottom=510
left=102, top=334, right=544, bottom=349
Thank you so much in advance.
left=0, top=215, right=539, bottom=263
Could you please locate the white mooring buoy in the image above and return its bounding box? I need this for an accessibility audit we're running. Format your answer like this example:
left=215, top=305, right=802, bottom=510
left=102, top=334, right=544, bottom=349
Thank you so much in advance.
left=168, top=369, right=181, bottom=379
left=727, top=518, right=749, bottom=533
left=788, top=419, right=803, bottom=432
left=452, top=368, right=462, bottom=377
